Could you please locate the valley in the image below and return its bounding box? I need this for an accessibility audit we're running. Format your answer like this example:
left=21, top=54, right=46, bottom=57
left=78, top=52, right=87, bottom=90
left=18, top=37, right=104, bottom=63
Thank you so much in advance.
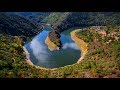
left=0, top=12, right=120, bottom=78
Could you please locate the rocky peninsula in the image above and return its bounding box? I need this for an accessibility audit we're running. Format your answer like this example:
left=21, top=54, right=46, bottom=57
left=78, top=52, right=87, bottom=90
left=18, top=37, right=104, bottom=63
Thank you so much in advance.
left=45, top=30, right=62, bottom=51
left=70, top=29, right=88, bottom=63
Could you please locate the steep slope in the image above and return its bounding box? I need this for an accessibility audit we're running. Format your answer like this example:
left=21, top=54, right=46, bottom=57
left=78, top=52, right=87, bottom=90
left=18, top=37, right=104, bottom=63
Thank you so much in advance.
left=44, top=12, right=70, bottom=49
left=2, top=12, right=51, bottom=24
left=45, top=30, right=62, bottom=51
left=0, top=26, right=120, bottom=78
left=45, top=12, right=120, bottom=49
left=43, top=12, right=70, bottom=29
left=53, top=12, right=120, bottom=32
left=0, top=13, right=43, bottom=37
left=0, top=12, right=120, bottom=78
left=0, top=34, right=48, bottom=78
left=48, top=26, right=120, bottom=78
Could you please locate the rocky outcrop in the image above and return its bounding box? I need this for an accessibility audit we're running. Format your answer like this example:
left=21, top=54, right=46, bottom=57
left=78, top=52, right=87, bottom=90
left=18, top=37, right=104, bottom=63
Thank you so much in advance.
left=45, top=36, right=60, bottom=51
left=45, top=30, right=62, bottom=51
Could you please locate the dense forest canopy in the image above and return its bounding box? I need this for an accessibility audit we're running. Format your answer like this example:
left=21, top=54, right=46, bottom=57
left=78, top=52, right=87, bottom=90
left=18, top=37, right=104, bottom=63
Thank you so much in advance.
left=0, top=13, right=43, bottom=37
left=46, top=12, right=120, bottom=32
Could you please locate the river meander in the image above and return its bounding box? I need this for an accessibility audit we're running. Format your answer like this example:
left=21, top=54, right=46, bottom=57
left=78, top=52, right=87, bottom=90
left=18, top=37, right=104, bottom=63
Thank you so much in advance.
left=24, top=30, right=81, bottom=68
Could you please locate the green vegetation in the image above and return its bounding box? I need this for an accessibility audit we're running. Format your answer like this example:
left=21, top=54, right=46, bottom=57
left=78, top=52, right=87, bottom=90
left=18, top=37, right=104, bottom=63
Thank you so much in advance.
left=0, top=34, right=50, bottom=78
left=0, top=13, right=42, bottom=37
left=43, top=13, right=64, bottom=25
left=0, top=12, right=120, bottom=78
left=46, top=26, right=120, bottom=78
left=43, top=12, right=70, bottom=32
left=43, top=12, right=69, bottom=26
left=0, top=26, right=120, bottom=78
left=48, top=30, right=62, bottom=48
left=50, top=12, right=120, bottom=32
left=75, top=30, right=94, bottom=43
left=28, top=12, right=51, bottom=23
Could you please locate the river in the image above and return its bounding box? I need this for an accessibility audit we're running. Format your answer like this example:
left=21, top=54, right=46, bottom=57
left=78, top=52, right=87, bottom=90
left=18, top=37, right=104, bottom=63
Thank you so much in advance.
left=24, top=29, right=81, bottom=68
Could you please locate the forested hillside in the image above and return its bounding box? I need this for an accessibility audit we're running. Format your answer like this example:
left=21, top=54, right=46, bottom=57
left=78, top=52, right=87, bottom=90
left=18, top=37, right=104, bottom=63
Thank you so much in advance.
left=1, top=12, right=51, bottom=24
left=0, top=34, right=49, bottom=78
left=48, top=12, right=120, bottom=32
left=0, top=26, right=120, bottom=78
left=47, top=26, right=120, bottom=78
left=0, top=13, right=43, bottom=37
left=0, top=12, right=120, bottom=78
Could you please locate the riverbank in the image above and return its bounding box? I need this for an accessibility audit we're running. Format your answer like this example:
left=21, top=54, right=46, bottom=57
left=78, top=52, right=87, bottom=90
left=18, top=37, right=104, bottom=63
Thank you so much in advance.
left=45, top=36, right=60, bottom=51
left=23, top=46, right=34, bottom=65
left=23, top=46, right=49, bottom=70
left=23, top=29, right=88, bottom=70
left=70, top=29, right=88, bottom=63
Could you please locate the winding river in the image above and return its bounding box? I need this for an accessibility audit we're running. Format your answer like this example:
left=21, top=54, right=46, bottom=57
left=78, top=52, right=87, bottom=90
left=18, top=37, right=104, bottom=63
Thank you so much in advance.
left=24, top=29, right=81, bottom=68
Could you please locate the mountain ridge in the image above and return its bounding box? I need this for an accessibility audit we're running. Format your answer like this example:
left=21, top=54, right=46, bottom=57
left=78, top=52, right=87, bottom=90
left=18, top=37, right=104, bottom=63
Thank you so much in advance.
left=0, top=13, right=43, bottom=37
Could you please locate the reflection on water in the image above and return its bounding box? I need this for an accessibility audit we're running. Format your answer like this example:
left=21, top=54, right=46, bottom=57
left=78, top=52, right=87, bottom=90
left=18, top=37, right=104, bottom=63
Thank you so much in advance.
left=25, top=30, right=81, bottom=68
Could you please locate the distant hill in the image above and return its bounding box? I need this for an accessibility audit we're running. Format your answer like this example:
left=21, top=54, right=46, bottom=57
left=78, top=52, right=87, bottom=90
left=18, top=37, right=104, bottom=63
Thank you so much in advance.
left=2, top=12, right=120, bottom=34
left=14, top=12, right=51, bottom=24
left=3, top=12, right=51, bottom=24
left=0, top=13, right=43, bottom=37
left=47, top=12, right=120, bottom=32
left=43, top=12, right=69, bottom=26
